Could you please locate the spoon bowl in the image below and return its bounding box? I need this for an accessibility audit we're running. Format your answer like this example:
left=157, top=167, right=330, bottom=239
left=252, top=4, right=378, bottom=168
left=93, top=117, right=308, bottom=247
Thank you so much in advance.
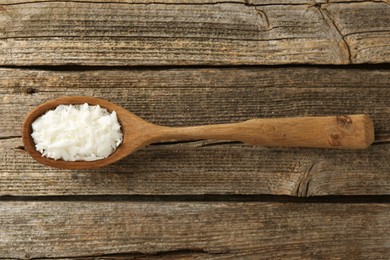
left=23, top=96, right=375, bottom=169
left=23, top=96, right=159, bottom=169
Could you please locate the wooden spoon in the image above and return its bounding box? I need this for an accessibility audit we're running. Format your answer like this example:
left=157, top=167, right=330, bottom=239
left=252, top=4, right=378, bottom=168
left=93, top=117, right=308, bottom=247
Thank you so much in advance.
left=22, top=96, right=375, bottom=169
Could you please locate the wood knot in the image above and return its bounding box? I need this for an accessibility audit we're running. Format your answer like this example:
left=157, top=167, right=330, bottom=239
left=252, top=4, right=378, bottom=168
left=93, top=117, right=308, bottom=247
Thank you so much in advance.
left=330, top=133, right=342, bottom=146
left=26, top=88, right=38, bottom=95
left=336, top=115, right=352, bottom=129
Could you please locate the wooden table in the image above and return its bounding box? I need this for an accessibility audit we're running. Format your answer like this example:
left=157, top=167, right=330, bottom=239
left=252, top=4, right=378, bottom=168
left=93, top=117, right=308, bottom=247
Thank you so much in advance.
left=1, top=0, right=389, bottom=258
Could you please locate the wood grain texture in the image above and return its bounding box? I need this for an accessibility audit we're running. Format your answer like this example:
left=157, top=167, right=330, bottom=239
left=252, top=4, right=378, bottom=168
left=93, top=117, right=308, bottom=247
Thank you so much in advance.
left=2, top=67, right=390, bottom=137
left=0, top=1, right=388, bottom=65
left=3, top=137, right=390, bottom=196
left=1, top=67, right=390, bottom=196
left=0, top=201, right=389, bottom=259
left=154, top=115, right=375, bottom=149
left=1, top=0, right=388, bottom=258
left=322, top=2, right=390, bottom=64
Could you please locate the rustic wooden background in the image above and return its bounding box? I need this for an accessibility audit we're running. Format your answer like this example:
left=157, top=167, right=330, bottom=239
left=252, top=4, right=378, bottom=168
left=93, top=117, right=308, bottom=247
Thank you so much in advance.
left=1, top=0, right=389, bottom=259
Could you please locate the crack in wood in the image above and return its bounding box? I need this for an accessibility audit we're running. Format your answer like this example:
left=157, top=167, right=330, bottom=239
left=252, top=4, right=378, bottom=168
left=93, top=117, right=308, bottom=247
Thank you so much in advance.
left=0, top=63, right=389, bottom=70
left=0, top=0, right=246, bottom=6
left=0, top=0, right=300, bottom=7
left=200, top=140, right=242, bottom=147
left=315, top=5, right=352, bottom=64
left=254, top=7, right=271, bottom=31
left=373, top=136, right=390, bottom=145
left=0, top=135, right=22, bottom=140
left=1, top=0, right=386, bottom=6
left=22, top=248, right=221, bottom=260
left=327, top=0, right=389, bottom=4
left=343, top=29, right=390, bottom=38
left=296, top=161, right=315, bottom=197
left=14, top=145, right=26, bottom=151
left=2, top=194, right=390, bottom=203
left=0, top=34, right=321, bottom=42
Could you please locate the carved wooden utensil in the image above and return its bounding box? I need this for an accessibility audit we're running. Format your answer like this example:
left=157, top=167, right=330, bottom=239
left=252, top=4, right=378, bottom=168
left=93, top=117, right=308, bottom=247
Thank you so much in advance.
left=22, top=96, right=375, bottom=169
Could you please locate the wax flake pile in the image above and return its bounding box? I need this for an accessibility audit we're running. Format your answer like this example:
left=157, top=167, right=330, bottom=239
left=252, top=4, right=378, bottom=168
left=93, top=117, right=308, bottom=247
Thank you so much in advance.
left=31, top=103, right=123, bottom=161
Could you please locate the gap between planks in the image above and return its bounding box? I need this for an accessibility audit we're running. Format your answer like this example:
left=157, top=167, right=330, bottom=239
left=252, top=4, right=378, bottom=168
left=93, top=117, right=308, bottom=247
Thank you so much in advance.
left=1, top=194, right=390, bottom=203
left=2, top=63, right=390, bottom=71
left=1, top=0, right=388, bottom=6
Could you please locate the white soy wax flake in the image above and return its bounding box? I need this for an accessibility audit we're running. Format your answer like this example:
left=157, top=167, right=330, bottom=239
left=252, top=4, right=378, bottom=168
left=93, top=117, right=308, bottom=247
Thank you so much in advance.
left=31, top=103, right=123, bottom=161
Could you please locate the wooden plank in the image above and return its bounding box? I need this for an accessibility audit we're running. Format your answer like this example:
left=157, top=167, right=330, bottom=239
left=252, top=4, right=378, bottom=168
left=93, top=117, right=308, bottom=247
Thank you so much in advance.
left=3, top=1, right=388, bottom=65
left=2, top=67, right=390, bottom=137
left=0, top=201, right=389, bottom=259
left=2, top=137, right=390, bottom=196
left=1, top=67, right=390, bottom=196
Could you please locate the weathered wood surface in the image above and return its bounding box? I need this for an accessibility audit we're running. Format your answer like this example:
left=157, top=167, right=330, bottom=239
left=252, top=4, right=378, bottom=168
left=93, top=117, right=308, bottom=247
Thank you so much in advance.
left=1, top=67, right=390, bottom=196
left=322, top=2, right=390, bottom=64
left=3, top=136, right=390, bottom=196
left=0, top=201, right=388, bottom=259
left=0, top=1, right=388, bottom=65
left=2, top=67, right=390, bottom=137
left=0, top=0, right=389, bottom=258
left=3, top=137, right=390, bottom=196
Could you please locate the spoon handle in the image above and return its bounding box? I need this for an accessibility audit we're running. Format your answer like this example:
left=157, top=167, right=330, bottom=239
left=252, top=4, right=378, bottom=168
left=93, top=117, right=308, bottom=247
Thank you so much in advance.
left=154, top=114, right=374, bottom=149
